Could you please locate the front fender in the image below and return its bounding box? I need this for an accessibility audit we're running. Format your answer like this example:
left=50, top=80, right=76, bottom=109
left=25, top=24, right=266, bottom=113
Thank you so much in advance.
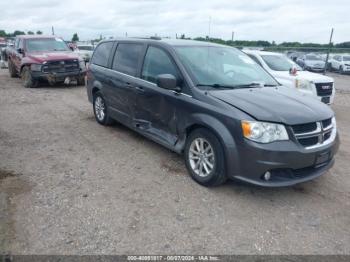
left=178, top=113, right=241, bottom=178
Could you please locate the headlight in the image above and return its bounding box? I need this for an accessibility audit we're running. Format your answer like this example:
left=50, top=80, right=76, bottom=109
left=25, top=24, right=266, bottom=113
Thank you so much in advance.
left=241, top=120, right=289, bottom=143
left=295, top=79, right=313, bottom=90
left=30, top=64, right=42, bottom=71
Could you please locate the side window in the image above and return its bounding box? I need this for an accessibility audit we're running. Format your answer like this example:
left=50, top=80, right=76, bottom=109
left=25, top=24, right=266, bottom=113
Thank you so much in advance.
left=247, top=54, right=262, bottom=66
left=112, top=43, right=143, bottom=76
left=141, top=46, right=179, bottom=84
left=91, top=42, right=114, bottom=67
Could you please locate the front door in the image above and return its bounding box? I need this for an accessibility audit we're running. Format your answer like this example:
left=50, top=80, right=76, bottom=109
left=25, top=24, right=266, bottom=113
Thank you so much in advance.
left=132, top=46, right=183, bottom=146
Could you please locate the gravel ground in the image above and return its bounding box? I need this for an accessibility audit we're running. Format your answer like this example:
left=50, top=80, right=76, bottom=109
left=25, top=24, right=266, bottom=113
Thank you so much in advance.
left=0, top=69, right=349, bottom=255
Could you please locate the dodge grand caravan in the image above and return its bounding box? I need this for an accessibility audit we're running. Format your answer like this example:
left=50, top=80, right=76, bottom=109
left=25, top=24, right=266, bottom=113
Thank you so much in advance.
left=86, top=38, right=339, bottom=187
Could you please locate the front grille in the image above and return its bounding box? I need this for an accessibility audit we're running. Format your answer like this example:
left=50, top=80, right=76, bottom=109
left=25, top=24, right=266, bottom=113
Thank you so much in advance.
left=291, top=118, right=334, bottom=148
left=291, top=122, right=317, bottom=134
left=298, top=136, right=319, bottom=147
left=42, top=60, right=79, bottom=73
left=315, top=82, right=333, bottom=97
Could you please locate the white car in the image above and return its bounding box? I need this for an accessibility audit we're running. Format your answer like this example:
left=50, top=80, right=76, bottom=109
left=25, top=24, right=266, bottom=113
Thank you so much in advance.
left=244, top=50, right=335, bottom=104
left=75, top=44, right=94, bottom=62
left=329, top=54, right=350, bottom=74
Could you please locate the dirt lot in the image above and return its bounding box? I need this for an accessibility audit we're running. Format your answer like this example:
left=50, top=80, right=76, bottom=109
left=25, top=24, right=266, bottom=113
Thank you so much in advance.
left=0, top=69, right=349, bottom=255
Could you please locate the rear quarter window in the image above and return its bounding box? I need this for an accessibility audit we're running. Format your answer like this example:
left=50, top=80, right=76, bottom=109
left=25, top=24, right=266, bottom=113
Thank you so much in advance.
left=91, top=42, right=114, bottom=67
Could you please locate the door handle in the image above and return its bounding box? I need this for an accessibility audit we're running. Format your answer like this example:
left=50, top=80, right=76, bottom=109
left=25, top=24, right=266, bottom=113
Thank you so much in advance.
left=134, top=86, right=144, bottom=92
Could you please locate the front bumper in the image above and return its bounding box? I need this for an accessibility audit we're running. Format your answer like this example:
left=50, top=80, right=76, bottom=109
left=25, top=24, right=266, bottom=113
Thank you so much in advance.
left=231, top=133, right=339, bottom=187
left=32, top=70, right=86, bottom=83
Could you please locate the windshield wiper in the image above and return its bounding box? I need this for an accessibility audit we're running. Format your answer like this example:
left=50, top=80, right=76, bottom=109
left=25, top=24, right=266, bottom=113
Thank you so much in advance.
left=196, top=83, right=237, bottom=89
left=232, top=83, right=280, bottom=88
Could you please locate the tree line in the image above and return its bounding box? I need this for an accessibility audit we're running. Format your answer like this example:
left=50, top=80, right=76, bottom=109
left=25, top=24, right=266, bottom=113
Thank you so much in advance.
left=192, top=36, right=350, bottom=49
left=1, top=29, right=349, bottom=48
left=0, top=30, right=43, bottom=37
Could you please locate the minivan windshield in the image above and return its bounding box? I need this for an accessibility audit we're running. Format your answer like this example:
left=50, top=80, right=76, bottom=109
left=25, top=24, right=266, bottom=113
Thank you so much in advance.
left=175, top=46, right=279, bottom=88
left=26, top=38, right=70, bottom=52
left=261, top=54, right=302, bottom=71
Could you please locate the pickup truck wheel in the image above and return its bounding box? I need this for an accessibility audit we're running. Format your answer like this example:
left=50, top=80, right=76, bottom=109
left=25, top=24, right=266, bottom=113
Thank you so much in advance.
left=184, top=128, right=227, bottom=187
left=77, top=76, right=85, bottom=86
left=21, top=67, right=38, bottom=88
left=93, top=92, right=114, bottom=125
left=8, top=60, right=17, bottom=78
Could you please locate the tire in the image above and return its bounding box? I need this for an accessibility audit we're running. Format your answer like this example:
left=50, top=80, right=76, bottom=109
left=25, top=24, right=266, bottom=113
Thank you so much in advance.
left=77, top=76, right=85, bottom=86
left=21, top=66, right=38, bottom=88
left=184, top=128, right=227, bottom=186
left=8, top=60, right=17, bottom=78
left=340, top=66, right=344, bottom=74
left=93, top=92, right=114, bottom=126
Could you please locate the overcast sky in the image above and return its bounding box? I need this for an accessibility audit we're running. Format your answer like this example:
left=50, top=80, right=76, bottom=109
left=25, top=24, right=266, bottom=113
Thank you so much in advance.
left=0, top=0, right=348, bottom=43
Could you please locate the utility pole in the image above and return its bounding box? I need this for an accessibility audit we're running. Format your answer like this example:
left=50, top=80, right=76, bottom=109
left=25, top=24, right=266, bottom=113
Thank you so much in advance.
left=51, top=26, right=55, bottom=35
left=208, top=16, right=211, bottom=41
left=231, top=31, right=234, bottom=42
left=324, top=28, right=334, bottom=75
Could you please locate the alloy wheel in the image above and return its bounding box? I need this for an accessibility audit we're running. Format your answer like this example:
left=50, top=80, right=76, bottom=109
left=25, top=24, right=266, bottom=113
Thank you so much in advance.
left=189, top=138, right=215, bottom=177
left=94, top=96, right=105, bottom=121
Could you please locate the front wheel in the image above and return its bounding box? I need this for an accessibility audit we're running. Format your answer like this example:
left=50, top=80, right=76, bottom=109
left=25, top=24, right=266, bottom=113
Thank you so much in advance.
left=340, top=66, right=344, bottom=74
left=77, top=75, right=85, bottom=86
left=93, top=92, right=114, bottom=125
left=21, top=66, right=38, bottom=88
left=8, top=60, right=17, bottom=78
left=184, top=128, right=227, bottom=186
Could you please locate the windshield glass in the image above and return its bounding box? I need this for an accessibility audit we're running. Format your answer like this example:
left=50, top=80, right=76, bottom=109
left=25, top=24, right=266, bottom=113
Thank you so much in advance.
left=175, top=46, right=278, bottom=87
left=261, top=54, right=302, bottom=71
left=26, top=38, right=70, bottom=52
left=306, top=55, right=322, bottom=61
left=78, top=46, right=93, bottom=51
left=343, top=56, right=350, bottom=61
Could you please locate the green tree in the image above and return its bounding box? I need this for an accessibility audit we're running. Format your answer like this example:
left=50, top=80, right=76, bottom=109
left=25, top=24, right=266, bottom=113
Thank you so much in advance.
left=36, top=30, right=43, bottom=35
left=0, top=30, right=6, bottom=37
left=13, top=30, right=26, bottom=36
left=27, top=31, right=34, bottom=35
left=72, top=33, right=79, bottom=42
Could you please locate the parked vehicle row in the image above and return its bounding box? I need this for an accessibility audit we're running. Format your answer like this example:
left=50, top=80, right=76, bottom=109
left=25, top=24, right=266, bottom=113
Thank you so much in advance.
left=86, top=38, right=339, bottom=187
left=244, top=50, right=335, bottom=104
left=287, top=50, right=350, bottom=75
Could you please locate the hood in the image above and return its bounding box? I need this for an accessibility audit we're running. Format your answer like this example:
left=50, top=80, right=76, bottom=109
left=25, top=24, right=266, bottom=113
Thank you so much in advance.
left=272, top=70, right=333, bottom=83
left=26, top=51, right=80, bottom=63
left=209, top=86, right=333, bottom=125
left=305, top=60, right=325, bottom=67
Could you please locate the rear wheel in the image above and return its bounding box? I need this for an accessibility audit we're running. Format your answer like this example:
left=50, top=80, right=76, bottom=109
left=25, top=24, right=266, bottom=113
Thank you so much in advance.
left=184, top=128, right=227, bottom=186
left=8, top=60, right=17, bottom=78
left=21, top=66, right=38, bottom=88
left=93, top=92, right=114, bottom=125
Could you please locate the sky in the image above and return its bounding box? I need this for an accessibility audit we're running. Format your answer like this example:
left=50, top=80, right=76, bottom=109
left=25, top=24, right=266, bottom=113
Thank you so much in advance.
left=0, top=0, right=349, bottom=43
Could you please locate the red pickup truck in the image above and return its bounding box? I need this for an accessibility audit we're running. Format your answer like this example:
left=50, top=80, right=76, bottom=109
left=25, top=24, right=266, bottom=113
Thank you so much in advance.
left=7, top=35, right=86, bottom=88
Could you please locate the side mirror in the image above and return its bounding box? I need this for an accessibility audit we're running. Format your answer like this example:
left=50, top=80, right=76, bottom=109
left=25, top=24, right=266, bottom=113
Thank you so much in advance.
left=17, top=48, right=24, bottom=54
left=156, top=74, right=181, bottom=92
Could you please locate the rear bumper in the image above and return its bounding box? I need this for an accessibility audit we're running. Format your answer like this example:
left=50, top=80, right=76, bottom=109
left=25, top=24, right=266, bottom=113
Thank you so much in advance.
left=230, top=133, right=339, bottom=187
left=32, top=70, right=86, bottom=82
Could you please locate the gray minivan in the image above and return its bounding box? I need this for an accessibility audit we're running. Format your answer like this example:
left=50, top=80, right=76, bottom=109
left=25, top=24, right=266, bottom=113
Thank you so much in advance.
left=86, top=38, right=339, bottom=187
